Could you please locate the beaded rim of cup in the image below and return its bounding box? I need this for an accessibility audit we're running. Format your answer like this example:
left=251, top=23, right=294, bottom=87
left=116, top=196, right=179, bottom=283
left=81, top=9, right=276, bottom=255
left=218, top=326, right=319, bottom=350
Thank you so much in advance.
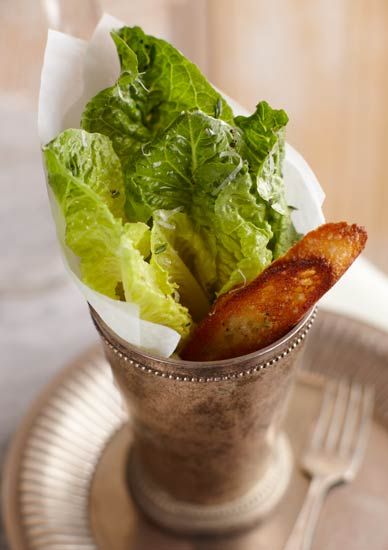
left=92, top=307, right=317, bottom=383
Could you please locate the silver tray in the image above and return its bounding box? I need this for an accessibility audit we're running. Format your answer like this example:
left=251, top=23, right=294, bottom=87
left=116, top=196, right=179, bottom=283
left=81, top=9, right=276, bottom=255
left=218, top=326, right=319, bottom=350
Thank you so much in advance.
left=3, top=310, right=388, bottom=549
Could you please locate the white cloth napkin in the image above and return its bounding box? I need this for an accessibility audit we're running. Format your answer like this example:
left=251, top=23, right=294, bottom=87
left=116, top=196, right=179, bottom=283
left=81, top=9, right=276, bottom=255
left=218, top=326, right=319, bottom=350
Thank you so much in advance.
left=320, top=257, right=388, bottom=333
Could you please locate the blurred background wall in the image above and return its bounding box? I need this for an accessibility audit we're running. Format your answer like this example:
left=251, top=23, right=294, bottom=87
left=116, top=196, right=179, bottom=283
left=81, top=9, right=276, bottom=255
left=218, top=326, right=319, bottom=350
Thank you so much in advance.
left=1, top=0, right=387, bottom=271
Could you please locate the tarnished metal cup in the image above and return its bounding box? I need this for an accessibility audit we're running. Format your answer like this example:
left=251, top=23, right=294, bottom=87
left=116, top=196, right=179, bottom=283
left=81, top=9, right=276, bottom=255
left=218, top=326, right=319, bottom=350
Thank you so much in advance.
left=90, top=307, right=317, bottom=534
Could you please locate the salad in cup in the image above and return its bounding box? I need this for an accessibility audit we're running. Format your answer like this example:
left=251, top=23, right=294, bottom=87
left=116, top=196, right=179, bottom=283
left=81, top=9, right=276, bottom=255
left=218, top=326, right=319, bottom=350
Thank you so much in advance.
left=39, top=21, right=369, bottom=536
left=43, top=25, right=366, bottom=360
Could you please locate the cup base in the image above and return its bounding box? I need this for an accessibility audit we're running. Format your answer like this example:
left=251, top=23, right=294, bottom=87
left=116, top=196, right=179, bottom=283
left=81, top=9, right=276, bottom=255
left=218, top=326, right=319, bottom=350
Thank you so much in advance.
left=128, top=433, right=293, bottom=535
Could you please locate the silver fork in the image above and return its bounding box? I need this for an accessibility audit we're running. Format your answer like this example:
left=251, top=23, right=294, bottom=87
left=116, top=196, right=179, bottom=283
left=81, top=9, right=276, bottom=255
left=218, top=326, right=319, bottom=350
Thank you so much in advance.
left=285, top=379, right=374, bottom=550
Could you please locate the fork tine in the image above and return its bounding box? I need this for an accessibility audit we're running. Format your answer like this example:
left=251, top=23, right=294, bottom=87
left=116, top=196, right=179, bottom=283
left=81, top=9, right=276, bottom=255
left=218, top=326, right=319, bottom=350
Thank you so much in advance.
left=348, top=385, right=374, bottom=476
left=310, top=381, right=336, bottom=451
left=325, top=380, right=349, bottom=452
left=339, top=382, right=362, bottom=457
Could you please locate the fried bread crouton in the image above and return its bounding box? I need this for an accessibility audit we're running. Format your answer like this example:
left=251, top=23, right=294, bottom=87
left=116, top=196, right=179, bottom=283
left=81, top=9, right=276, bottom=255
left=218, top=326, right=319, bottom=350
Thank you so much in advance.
left=181, top=223, right=367, bottom=361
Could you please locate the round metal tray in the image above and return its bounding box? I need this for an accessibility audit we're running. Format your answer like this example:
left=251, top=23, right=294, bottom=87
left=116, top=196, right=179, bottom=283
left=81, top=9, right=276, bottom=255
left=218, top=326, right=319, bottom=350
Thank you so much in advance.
left=3, top=311, right=388, bottom=549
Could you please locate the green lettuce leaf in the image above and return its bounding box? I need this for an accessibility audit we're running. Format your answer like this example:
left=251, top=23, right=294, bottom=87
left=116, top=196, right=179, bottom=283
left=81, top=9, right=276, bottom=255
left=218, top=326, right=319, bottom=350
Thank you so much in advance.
left=120, top=223, right=192, bottom=336
left=43, top=129, right=126, bottom=298
left=43, top=129, right=192, bottom=337
left=115, top=26, right=234, bottom=130
left=150, top=210, right=210, bottom=321
left=214, top=174, right=273, bottom=294
left=43, top=128, right=126, bottom=219
left=81, top=26, right=233, bottom=167
left=125, top=110, right=273, bottom=297
left=269, top=209, right=300, bottom=259
left=235, top=101, right=299, bottom=257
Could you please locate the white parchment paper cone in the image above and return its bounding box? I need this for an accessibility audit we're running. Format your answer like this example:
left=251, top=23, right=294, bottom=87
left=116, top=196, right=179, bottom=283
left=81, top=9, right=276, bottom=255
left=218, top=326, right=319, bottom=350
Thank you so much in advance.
left=38, top=13, right=325, bottom=357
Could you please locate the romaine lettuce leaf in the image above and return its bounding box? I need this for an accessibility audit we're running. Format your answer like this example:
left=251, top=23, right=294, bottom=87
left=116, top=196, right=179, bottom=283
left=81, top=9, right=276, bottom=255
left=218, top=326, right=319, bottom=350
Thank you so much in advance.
left=151, top=209, right=217, bottom=300
left=115, top=26, right=234, bottom=130
left=214, top=174, right=273, bottom=293
left=43, top=128, right=126, bottom=219
left=43, top=129, right=126, bottom=298
left=81, top=26, right=233, bottom=166
left=120, top=223, right=192, bottom=336
left=43, top=129, right=192, bottom=337
left=269, top=209, right=300, bottom=259
left=125, top=110, right=273, bottom=297
left=150, top=210, right=210, bottom=321
left=235, top=101, right=299, bottom=257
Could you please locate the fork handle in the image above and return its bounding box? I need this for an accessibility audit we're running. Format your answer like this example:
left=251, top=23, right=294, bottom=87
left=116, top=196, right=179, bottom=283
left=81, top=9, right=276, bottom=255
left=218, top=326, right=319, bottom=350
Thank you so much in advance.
left=284, top=476, right=330, bottom=550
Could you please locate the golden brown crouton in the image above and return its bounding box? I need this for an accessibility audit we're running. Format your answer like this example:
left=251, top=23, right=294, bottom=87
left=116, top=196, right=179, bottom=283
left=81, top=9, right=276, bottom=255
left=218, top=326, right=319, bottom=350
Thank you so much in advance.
left=181, top=223, right=367, bottom=361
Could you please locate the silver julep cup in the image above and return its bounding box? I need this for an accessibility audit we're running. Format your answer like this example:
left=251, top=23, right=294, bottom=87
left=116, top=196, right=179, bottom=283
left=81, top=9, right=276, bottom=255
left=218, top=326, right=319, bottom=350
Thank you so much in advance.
left=90, top=306, right=316, bottom=534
